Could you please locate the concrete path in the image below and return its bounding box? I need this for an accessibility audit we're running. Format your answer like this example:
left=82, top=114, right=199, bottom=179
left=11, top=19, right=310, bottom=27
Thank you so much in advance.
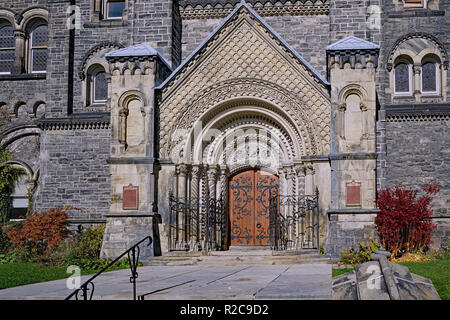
left=0, top=264, right=331, bottom=300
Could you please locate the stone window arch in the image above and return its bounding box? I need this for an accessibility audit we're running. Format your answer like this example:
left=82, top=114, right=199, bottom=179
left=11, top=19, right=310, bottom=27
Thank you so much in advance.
left=87, top=64, right=108, bottom=106
left=420, top=54, right=441, bottom=95
left=393, top=55, right=413, bottom=96
left=387, top=34, right=448, bottom=102
left=0, top=19, right=15, bottom=74
left=25, top=18, right=48, bottom=73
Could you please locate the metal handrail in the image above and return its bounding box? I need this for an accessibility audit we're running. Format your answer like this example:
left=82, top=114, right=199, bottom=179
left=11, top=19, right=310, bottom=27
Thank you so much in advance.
left=65, top=235, right=152, bottom=300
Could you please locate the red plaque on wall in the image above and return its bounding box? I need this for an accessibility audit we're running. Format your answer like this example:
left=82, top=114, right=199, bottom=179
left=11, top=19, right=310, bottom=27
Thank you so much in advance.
left=123, top=184, right=139, bottom=210
left=346, top=181, right=361, bottom=207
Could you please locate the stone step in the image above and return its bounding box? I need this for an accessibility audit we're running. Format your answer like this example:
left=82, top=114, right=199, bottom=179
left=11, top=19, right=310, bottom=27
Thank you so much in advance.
left=144, top=250, right=330, bottom=266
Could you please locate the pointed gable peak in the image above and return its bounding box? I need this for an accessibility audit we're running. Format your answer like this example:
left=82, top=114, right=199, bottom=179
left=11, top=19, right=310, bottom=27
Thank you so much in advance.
left=326, top=36, right=380, bottom=51
left=156, top=0, right=328, bottom=89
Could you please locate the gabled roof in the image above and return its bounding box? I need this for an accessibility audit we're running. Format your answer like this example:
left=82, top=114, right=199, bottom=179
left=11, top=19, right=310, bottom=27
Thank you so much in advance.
left=105, top=43, right=172, bottom=70
left=326, top=36, right=380, bottom=51
left=156, top=0, right=329, bottom=90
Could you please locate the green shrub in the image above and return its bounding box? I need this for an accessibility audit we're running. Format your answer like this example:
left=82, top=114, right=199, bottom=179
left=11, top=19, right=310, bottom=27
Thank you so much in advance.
left=65, top=225, right=105, bottom=265
left=0, top=251, right=17, bottom=264
left=340, top=239, right=381, bottom=265
left=0, top=228, right=11, bottom=254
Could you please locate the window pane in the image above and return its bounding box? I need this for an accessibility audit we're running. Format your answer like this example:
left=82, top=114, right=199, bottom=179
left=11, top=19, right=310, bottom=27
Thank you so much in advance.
left=32, top=48, right=47, bottom=72
left=108, top=1, right=125, bottom=18
left=31, top=25, right=48, bottom=47
left=94, top=71, right=108, bottom=101
left=395, top=63, right=410, bottom=93
left=0, top=49, right=14, bottom=73
left=422, top=62, right=436, bottom=92
left=0, top=25, right=15, bottom=48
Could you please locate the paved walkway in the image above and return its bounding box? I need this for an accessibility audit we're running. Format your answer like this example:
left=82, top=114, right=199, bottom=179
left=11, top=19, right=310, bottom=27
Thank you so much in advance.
left=0, top=264, right=331, bottom=300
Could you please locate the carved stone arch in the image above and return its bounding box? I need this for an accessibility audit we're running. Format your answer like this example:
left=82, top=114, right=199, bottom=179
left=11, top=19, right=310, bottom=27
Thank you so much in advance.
left=338, top=83, right=368, bottom=106
left=19, top=7, right=48, bottom=32
left=79, top=42, right=124, bottom=80
left=162, top=78, right=325, bottom=159
left=2, top=159, right=33, bottom=180
left=13, top=101, right=27, bottom=118
left=0, top=8, right=17, bottom=27
left=200, top=109, right=297, bottom=164
left=117, top=90, right=146, bottom=148
left=387, top=33, right=449, bottom=71
left=31, top=100, right=45, bottom=118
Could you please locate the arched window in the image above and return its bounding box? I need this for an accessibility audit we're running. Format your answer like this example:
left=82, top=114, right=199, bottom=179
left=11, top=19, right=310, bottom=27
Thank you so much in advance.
left=87, top=65, right=108, bottom=105
left=421, top=56, right=440, bottom=95
left=394, top=59, right=412, bottom=95
left=9, top=173, right=29, bottom=220
left=28, top=22, right=48, bottom=73
left=0, top=21, right=15, bottom=74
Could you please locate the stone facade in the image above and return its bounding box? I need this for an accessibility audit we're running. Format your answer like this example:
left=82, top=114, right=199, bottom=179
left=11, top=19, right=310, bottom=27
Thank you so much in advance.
left=0, top=0, right=448, bottom=259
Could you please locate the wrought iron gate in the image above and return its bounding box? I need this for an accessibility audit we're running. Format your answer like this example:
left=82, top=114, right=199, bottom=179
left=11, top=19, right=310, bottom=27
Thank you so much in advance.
left=168, top=192, right=227, bottom=252
left=269, top=188, right=320, bottom=250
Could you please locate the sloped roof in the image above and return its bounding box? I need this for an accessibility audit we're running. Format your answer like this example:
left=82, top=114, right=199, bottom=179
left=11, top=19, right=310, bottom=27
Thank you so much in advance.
left=156, top=0, right=329, bottom=90
left=326, top=36, right=380, bottom=51
left=105, top=43, right=172, bottom=70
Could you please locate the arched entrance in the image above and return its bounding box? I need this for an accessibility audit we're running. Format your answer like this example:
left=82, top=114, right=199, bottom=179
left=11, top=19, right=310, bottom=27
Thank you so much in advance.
left=229, top=169, right=279, bottom=246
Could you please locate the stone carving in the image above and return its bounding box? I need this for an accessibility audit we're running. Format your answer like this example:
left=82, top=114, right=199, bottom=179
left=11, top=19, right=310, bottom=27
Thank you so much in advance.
left=158, top=7, right=330, bottom=160
left=332, top=248, right=441, bottom=300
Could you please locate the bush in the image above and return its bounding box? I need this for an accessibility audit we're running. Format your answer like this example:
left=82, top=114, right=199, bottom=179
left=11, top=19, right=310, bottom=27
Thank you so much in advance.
left=7, top=207, right=71, bottom=256
left=0, top=228, right=11, bottom=254
left=66, top=225, right=105, bottom=264
left=375, top=181, right=440, bottom=257
left=339, top=239, right=381, bottom=265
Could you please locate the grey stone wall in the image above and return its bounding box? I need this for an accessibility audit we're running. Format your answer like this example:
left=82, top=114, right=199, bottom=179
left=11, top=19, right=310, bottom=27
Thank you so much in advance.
left=385, top=119, right=450, bottom=250
left=35, top=127, right=111, bottom=220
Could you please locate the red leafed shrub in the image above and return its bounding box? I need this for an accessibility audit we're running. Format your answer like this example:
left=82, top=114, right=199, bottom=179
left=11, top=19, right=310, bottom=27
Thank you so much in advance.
left=375, top=180, right=440, bottom=257
left=7, top=207, right=71, bottom=255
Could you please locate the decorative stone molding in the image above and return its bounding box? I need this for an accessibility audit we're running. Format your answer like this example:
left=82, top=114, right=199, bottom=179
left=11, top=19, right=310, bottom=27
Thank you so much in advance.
left=36, top=113, right=110, bottom=130
left=179, top=1, right=330, bottom=19
left=79, top=42, right=124, bottom=80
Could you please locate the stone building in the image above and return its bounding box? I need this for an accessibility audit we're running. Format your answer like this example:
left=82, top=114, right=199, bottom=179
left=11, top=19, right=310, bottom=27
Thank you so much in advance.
left=0, top=0, right=448, bottom=259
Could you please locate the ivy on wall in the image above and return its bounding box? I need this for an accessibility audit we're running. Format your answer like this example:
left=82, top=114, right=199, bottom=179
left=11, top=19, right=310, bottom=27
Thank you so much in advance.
left=0, top=115, right=25, bottom=224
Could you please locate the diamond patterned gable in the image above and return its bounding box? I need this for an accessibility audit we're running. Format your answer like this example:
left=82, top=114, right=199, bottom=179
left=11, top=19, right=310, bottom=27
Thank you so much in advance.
left=157, top=2, right=331, bottom=160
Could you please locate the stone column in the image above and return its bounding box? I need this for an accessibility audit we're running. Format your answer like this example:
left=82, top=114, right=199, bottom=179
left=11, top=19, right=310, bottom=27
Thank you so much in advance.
left=217, top=166, right=229, bottom=250
left=12, top=30, right=26, bottom=74
left=190, top=164, right=201, bottom=249
left=204, top=166, right=218, bottom=249
left=294, top=164, right=306, bottom=249
left=338, top=103, right=346, bottom=140
left=294, top=164, right=306, bottom=196
left=177, top=164, right=188, bottom=249
left=360, top=102, right=368, bottom=151
left=305, top=164, right=315, bottom=195
left=413, top=64, right=421, bottom=101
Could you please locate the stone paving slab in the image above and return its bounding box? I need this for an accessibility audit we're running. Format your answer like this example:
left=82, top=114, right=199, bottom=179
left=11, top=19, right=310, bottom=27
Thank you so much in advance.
left=0, top=264, right=331, bottom=300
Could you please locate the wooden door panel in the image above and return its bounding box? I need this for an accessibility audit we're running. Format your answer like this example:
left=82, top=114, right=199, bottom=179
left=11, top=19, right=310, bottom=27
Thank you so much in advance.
left=255, top=171, right=279, bottom=245
left=229, top=170, right=254, bottom=246
left=229, top=170, right=279, bottom=246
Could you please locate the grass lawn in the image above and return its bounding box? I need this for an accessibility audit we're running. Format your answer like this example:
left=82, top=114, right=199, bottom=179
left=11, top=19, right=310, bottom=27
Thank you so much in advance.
left=331, top=257, right=449, bottom=300
left=0, top=262, right=130, bottom=290
left=398, top=259, right=449, bottom=300
left=332, top=268, right=354, bottom=277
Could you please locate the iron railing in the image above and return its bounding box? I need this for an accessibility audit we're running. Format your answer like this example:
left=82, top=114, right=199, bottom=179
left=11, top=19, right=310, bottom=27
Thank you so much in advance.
left=169, top=192, right=227, bottom=252
left=269, top=188, right=320, bottom=251
left=65, top=235, right=152, bottom=300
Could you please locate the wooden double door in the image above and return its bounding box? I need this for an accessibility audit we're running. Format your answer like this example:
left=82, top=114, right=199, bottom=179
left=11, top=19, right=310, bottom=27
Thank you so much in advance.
left=229, top=169, right=279, bottom=246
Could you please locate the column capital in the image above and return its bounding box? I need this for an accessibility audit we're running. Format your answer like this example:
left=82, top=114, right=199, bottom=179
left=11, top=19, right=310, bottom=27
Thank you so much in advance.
left=176, top=163, right=189, bottom=177
left=305, top=164, right=315, bottom=175
left=294, top=164, right=305, bottom=177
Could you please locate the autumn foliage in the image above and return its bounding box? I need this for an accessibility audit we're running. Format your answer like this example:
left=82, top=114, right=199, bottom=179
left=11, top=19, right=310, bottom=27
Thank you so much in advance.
left=7, top=207, right=71, bottom=254
left=375, top=180, right=440, bottom=257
